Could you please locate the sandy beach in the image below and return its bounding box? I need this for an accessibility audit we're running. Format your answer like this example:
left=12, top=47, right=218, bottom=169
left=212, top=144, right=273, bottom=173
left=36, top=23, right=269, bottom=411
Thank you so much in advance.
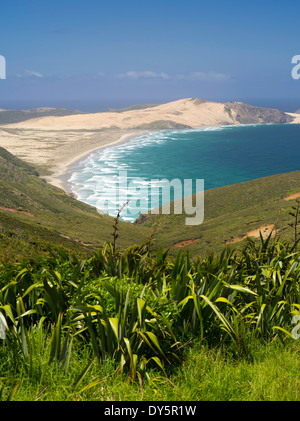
left=42, top=130, right=147, bottom=191
left=0, top=126, right=146, bottom=192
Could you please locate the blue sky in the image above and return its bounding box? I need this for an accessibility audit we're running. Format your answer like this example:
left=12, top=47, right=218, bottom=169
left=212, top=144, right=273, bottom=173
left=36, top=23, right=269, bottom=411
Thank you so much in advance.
left=1, top=0, right=300, bottom=111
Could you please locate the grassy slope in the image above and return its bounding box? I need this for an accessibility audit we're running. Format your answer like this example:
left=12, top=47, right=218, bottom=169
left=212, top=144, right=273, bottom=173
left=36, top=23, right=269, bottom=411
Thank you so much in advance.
left=0, top=147, right=150, bottom=261
left=0, top=108, right=86, bottom=125
left=106, top=104, right=159, bottom=112
left=136, top=170, right=300, bottom=257
left=2, top=338, right=299, bottom=401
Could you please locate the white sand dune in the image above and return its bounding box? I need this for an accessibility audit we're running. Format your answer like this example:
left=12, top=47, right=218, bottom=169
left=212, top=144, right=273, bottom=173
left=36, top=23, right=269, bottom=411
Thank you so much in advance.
left=3, top=98, right=236, bottom=130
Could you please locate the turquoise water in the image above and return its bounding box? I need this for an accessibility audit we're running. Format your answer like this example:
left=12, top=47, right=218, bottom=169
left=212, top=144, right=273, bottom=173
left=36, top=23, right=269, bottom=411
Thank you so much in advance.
left=67, top=124, right=300, bottom=222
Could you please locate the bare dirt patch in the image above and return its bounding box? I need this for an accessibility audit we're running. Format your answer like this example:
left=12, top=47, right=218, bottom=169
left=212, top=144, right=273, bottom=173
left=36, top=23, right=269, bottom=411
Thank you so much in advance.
left=283, top=192, right=300, bottom=201
left=59, top=233, right=93, bottom=247
left=0, top=206, right=34, bottom=217
left=226, top=224, right=277, bottom=245
left=174, top=238, right=200, bottom=247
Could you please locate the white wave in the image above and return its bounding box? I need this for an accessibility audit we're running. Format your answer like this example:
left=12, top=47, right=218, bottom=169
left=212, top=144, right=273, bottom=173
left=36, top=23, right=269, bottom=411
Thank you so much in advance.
left=68, top=126, right=228, bottom=220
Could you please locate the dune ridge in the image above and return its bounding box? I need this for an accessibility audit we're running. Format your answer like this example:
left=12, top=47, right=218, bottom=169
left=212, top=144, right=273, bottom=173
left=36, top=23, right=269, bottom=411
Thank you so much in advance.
left=3, top=97, right=294, bottom=131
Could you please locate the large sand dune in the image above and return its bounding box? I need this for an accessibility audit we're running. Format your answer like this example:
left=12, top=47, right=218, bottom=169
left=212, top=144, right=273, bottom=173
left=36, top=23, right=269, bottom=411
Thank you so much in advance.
left=2, top=98, right=294, bottom=131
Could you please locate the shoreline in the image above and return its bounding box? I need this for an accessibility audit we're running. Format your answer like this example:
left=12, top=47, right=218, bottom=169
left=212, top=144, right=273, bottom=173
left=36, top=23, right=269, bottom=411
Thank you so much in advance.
left=43, top=130, right=149, bottom=193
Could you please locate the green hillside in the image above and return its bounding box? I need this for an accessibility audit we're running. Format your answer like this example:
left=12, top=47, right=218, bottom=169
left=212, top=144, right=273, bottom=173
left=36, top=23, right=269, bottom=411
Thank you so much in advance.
left=0, top=147, right=150, bottom=262
left=0, top=108, right=86, bottom=125
left=106, top=103, right=159, bottom=112
left=137, top=171, right=300, bottom=257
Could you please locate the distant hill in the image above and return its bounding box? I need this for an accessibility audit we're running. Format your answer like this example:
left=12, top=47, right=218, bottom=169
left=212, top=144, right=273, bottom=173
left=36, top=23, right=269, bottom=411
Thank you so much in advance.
left=224, top=102, right=292, bottom=124
left=0, top=147, right=150, bottom=262
left=4, top=98, right=294, bottom=131
left=0, top=107, right=86, bottom=125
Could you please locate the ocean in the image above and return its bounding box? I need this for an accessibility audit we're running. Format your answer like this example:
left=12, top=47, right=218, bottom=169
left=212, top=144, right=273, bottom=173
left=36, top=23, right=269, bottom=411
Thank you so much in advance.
left=66, top=124, right=300, bottom=222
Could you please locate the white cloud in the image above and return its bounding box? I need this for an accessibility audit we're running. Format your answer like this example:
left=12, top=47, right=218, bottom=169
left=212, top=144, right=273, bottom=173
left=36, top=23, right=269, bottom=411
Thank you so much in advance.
left=115, top=70, right=231, bottom=82
left=117, top=70, right=170, bottom=80
left=24, top=70, right=43, bottom=78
